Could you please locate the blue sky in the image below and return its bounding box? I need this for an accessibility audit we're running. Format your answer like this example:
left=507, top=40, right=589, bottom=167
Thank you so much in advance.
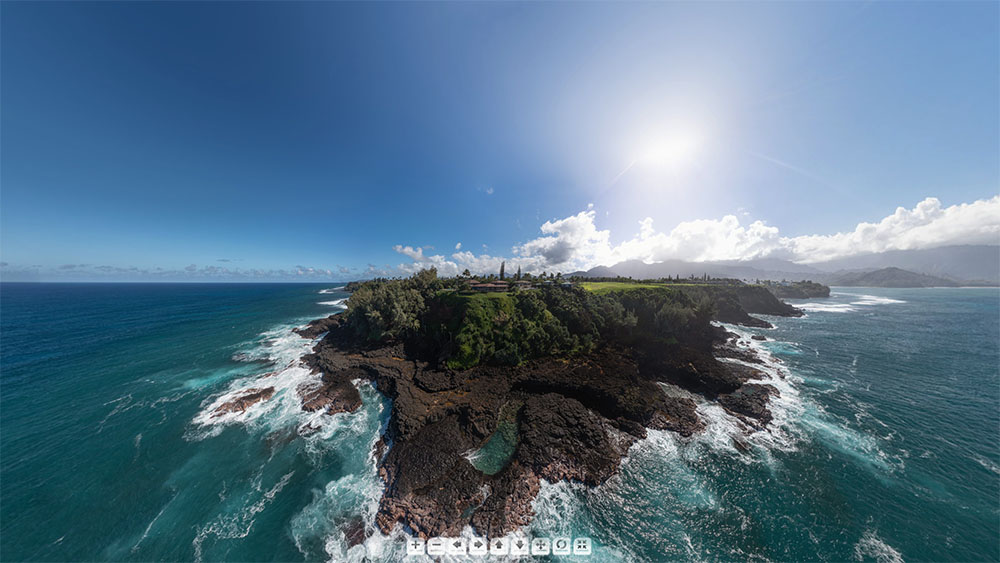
left=2, top=2, right=997, bottom=281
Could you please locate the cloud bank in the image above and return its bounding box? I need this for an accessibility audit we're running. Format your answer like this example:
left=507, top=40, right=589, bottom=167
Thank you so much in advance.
left=391, top=195, right=1000, bottom=276
left=4, top=195, right=996, bottom=281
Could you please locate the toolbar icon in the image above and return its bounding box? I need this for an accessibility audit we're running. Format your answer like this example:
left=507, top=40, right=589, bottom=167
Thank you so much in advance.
left=552, top=537, right=572, bottom=555
left=488, top=537, right=509, bottom=555
left=426, top=537, right=446, bottom=556
left=510, top=536, right=530, bottom=556
left=446, top=537, right=466, bottom=555
left=531, top=537, right=551, bottom=555
left=574, top=537, right=593, bottom=555
left=405, top=538, right=425, bottom=556
left=468, top=537, right=488, bottom=555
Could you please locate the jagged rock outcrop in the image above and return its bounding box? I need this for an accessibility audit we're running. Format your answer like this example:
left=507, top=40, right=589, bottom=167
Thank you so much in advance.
left=297, top=314, right=778, bottom=538
left=212, top=387, right=275, bottom=417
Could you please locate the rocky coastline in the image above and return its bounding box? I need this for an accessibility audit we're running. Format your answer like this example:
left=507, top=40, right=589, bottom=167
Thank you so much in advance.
left=286, top=288, right=800, bottom=540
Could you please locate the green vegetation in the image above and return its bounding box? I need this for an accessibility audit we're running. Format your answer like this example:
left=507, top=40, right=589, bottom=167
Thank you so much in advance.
left=342, top=268, right=729, bottom=370
left=759, top=279, right=831, bottom=298
left=579, top=281, right=664, bottom=293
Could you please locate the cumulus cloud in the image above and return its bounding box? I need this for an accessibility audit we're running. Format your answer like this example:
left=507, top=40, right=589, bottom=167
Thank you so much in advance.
left=787, top=196, right=1000, bottom=262
left=390, top=195, right=1000, bottom=275
left=455, top=242, right=462, bottom=250
left=393, top=245, right=430, bottom=262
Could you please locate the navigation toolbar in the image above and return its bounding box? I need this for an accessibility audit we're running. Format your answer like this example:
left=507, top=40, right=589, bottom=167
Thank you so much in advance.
left=406, top=536, right=591, bottom=557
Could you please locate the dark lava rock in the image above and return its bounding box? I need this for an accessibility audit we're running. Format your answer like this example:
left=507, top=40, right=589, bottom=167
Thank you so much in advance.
left=376, top=416, right=485, bottom=538
left=298, top=371, right=362, bottom=415
left=212, top=387, right=274, bottom=417
left=714, top=295, right=774, bottom=328
left=342, top=516, right=368, bottom=548
left=732, top=285, right=803, bottom=317
left=718, top=383, right=778, bottom=427
left=636, top=342, right=748, bottom=395
left=294, top=314, right=342, bottom=339
left=751, top=334, right=767, bottom=341
left=517, top=393, right=628, bottom=485
left=713, top=340, right=763, bottom=365
left=648, top=395, right=704, bottom=437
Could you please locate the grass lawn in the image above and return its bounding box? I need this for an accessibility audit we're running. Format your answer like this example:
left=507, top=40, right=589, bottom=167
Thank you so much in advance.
left=580, top=281, right=665, bottom=294
left=579, top=281, right=721, bottom=294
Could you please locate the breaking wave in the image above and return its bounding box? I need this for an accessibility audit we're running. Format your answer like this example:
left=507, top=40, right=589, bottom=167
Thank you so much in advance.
left=853, top=530, right=905, bottom=563
left=848, top=294, right=907, bottom=306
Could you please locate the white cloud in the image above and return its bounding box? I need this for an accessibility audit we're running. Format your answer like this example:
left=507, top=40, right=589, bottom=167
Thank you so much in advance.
left=787, top=196, right=1000, bottom=262
left=393, top=245, right=430, bottom=262
left=455, top=242, right=462, bottom=250
left=391, top=195, right=1000, bottom=274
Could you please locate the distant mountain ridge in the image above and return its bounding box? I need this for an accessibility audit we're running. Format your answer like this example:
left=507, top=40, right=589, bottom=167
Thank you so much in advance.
left=809, top=245, right=999, bottom=283
left=567, top=245, right=999, bottom=286
left=827, top=267, right=959, bottom=288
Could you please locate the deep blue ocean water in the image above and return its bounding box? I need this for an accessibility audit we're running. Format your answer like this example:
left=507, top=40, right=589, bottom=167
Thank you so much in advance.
left=1, top=283, right=998, bottom=562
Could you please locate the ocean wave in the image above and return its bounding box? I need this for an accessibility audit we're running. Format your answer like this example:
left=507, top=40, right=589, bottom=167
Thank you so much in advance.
left=188, top=322, right=352, bottom=440
left=192, top=470, right=295, bottom=562
left=848, top=294, right=907, bottom=306
left=971, top=453, right=1000, bottom=476
left=319, top=287, right=346, bottom=294
left=798, top=302, right=858, bottom=313
left=318, top=298, right=348, bottom=308
left=853, top=530, right=904, bottom=563
left=711, top=326, right=901, bottom=475
left=187, top=317, right=403, bottom=561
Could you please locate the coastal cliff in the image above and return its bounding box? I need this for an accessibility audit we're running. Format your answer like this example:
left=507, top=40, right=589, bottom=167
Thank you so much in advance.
left=293, top=273, right=801, bottom=539
left=763, top=281, right=832, bottom=299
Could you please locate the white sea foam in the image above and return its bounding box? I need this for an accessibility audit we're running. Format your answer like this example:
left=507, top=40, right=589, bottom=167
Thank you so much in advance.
left=848, top=294, right=906, bottom=306
left=853, top=530, right=904, bottom=563
left=188, top=321, right=351, bottom=440
left=319, top=287, right=346, bottom=294
left=798, top=302, right=858, bottom=313
left=318, top=298, right=348, bottom=308
left=798, top=293, right=905, bottom=314
left=972, top=453, right=1000, bottom=476
left=192, top=470, right=295, bottom=562
left=688, top=325, right=901, bottom=477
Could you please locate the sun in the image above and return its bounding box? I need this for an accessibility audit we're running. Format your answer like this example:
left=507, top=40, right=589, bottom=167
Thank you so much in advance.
left=637, top=132, right=701, bottom=169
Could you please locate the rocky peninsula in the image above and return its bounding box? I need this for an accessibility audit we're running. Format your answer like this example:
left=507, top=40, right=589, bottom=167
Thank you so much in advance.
left=292, top=273, right=801, bottom=540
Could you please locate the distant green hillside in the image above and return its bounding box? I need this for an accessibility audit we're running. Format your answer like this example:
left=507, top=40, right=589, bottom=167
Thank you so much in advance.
left=829, top=267, right=959, bottom=288
left=340, top=270, right=800, bottom=370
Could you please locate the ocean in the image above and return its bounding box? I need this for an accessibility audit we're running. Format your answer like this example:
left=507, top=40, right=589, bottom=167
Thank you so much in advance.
left=1, top=283, right=997, bottom=562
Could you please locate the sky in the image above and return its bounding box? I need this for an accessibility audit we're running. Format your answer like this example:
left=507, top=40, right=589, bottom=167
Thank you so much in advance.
left=1, top=1, right=998, bottom=281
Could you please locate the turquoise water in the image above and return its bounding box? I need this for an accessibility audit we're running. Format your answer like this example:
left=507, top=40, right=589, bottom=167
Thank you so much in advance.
left=1, top=284, right=998, bottom=561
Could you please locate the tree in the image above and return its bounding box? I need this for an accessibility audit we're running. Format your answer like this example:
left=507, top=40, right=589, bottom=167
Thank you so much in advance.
left=516, top=265, right=521, bottom=280
left=500, top=261, right=505, bottom=280
left=462, top=268, right=471, bottom=278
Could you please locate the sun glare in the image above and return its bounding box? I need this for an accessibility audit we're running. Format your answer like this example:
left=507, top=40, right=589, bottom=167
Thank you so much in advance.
left=637, top=132, right=701, bottom=169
